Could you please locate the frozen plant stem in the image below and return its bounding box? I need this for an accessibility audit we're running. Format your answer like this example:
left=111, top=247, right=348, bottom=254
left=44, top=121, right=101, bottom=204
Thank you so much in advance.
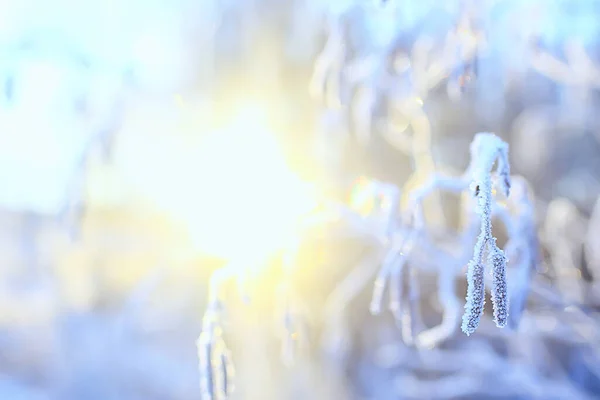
left=198, top=265, right=238, bottom=400
left=406, top=133, right=511, bottom=337
left=198, top=304, right=234, bottom=400
left=355, top=179, right=425, bottom=342
left=462, top=133, right=510, bottom=335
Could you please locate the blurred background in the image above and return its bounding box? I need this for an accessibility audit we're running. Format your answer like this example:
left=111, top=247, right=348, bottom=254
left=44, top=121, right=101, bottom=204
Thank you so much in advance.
left=1, top=0, right=600, bottom=399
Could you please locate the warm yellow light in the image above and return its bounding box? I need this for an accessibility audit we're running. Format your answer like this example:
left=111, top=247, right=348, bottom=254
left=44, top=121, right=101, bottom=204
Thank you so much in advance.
left=172, top=102, right=317, bottom=261
left=103, top=99, right=316, bottom=266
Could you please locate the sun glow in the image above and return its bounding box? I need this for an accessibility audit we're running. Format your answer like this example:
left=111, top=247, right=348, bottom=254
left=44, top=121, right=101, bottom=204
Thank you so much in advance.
left=175, top=102, right=317, bottom=261
left=104, top=99, right=317, bottom=265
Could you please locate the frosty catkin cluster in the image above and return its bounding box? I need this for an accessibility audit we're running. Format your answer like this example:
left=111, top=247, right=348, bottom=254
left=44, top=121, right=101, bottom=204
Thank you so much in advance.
left=462, top=133, right=511, bottom=335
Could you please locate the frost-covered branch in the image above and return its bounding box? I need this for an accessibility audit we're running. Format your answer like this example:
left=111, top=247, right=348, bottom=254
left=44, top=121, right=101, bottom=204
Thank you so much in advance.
left=198, top=303, right=235, bottom=400
left=198, top=266, right=238, bottom=400
left=405, top=133, right=511, bottom=336
left=462, top=133, right=510, bottom=334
